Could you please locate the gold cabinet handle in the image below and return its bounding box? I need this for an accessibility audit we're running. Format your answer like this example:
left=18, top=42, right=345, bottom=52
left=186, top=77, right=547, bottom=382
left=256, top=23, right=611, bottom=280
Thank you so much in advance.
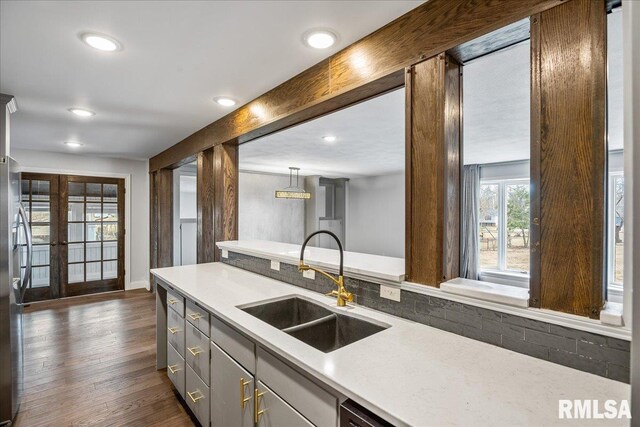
left=187, top=390, right=204, bottom=403
left=188, top=312, right=202, bottom=320
left=168, top=327, right=179, bottom=334
left=168, top=298, right=178, bottom=305
left=254, top=388, right=266, bottom=423
left=167, top=364, right=181, bottom=374
left=187, top=346, right=203, bottom=356
left=240, top=377, right=251, bottom=409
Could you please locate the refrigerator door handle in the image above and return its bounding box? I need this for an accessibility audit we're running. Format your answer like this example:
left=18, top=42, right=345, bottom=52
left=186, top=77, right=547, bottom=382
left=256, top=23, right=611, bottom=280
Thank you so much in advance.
left=17, top=203, right=32, bottom=301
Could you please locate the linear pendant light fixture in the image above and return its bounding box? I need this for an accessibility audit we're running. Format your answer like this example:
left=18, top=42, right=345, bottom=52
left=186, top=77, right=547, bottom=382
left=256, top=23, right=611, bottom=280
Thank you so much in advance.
left=275, top=167, right=311, bottom=199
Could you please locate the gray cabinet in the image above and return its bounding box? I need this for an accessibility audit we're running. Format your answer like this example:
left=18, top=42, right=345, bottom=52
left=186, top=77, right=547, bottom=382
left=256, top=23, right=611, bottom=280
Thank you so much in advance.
left=161, top=286, right=342, bottom=427
left=167, top=307, right=185, bottom=356
left=186, top=299, right=210, bottom=336
left=255, top=380, right=314, bottom=427
left=210, top=316, right=255, bottom=374
left=167, top=288, right=185, bottom=317
left=167, top=343, right=185, bottom=398
left=257, top=347, right=337, bottom=427
left=186, top=322, right=209, bottom=385
left=186, top=364, right=210, bottom=427
left=210, top=341, right=254, bottom=427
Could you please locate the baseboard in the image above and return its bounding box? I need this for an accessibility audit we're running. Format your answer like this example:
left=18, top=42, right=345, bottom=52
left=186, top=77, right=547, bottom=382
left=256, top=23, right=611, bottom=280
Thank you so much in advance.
left=128, top=280, right=150, bottom=291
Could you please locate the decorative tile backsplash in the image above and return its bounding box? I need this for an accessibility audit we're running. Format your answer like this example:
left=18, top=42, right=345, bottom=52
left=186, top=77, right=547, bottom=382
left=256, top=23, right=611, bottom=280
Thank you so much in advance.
left=222, top=251, right=630, bottom=383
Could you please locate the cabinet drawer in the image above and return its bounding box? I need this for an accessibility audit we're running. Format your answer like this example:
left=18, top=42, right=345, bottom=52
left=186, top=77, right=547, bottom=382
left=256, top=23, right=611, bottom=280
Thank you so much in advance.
left=186, top=322, right=210, bottom=386
left=186, top=364, right=210, bottom=427
left=256, top=380, right=313, bottom=427
left=167, top=343, right=186, bottom=399
left=186, top=299, right=210, bottom=337
left=168, top=308, right=185, bottom=357
left=210, top=316, right=255, bottom=374
left=257, top=347, right=337, bottom=427
left=167, top=288, right=185, bottom=317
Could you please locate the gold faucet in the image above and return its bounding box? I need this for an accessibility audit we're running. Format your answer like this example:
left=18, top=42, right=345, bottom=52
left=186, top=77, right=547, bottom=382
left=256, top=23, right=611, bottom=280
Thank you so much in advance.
left=298, top=230, right=353, bottom=307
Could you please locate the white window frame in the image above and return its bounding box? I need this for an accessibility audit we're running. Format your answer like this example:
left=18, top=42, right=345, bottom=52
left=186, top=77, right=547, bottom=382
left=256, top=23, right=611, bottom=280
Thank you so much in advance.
left=607, top=172, right=624, bottom=303
left=479, top=178, right=530, bottom=283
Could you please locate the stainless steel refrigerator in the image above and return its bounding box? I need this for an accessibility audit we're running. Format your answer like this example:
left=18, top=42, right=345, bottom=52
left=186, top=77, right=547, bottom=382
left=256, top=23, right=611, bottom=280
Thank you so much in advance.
left=1, top=94, right=31, bottom=425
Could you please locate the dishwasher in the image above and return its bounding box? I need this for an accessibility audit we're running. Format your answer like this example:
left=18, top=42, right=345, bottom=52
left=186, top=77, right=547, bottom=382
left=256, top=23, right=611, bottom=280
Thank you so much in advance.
left=340, top=400, right=394, bottom=427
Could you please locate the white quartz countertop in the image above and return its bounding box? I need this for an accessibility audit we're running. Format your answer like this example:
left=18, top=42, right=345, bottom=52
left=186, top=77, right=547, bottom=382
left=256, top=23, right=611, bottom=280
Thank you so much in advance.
left=151, top=263, right=630, bottom=427
left=216, top=240, right=405, bottom=283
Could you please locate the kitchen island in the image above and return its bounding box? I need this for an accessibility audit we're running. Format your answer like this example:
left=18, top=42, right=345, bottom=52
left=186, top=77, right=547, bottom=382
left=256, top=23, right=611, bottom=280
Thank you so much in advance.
left=151, top=262, right=629, bottom=426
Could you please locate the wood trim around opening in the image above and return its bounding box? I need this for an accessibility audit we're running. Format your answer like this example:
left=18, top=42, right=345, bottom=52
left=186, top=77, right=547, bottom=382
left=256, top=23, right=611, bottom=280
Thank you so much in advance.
left=149, top=0, right=563, bottom=172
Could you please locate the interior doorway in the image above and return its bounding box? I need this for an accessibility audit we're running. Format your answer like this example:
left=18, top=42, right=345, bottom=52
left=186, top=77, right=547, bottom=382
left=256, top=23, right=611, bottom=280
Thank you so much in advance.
left=172, top=162, right=197, bottom=266
left=21, top=173, right=125, bottom=302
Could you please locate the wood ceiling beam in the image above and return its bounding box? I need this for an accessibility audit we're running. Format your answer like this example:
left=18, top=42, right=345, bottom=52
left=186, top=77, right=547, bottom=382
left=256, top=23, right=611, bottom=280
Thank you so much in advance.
left=149, top=0, right=563, bottom=172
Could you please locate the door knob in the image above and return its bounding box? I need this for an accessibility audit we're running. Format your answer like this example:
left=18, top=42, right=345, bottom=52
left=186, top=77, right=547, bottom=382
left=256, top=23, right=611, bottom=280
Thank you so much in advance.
left=51, top=242, right=57, bottom=247
left=61, top=241, right=68, bottom=245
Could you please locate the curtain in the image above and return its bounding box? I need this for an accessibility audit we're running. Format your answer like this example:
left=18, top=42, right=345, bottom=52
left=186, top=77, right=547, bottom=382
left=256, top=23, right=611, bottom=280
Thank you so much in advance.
left=461, top=164, right=480, bottom=280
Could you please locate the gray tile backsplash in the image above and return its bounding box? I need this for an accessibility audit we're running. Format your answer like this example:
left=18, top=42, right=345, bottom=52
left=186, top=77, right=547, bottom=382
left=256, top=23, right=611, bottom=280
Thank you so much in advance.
left=222, top=251, right=630, bottom=383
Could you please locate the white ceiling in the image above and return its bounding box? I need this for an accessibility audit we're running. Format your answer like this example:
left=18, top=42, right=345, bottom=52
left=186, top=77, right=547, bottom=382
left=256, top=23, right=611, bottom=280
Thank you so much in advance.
left=241, top=9, right=624, bottom=177
left=0, top=0, right=422, bottom=160
left=240, top=88, right=405, bottom=178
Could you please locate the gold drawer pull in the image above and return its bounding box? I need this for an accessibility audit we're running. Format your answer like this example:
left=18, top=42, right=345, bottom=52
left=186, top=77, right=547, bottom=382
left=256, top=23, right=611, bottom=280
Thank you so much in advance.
left=188, top=312, right=202, bottom=320
left=254, top=388, right=267, bottom=423
left=187, top=390, right=204, bottom=403
left=240, top=377, right=251, bottom=409
left=167, top=364, right=181, bottom=374
left=187, top=346, right=203, bottom=356
left=168, top=327, right=179, bottom=334
left=168, top=298, right=178, bottom=305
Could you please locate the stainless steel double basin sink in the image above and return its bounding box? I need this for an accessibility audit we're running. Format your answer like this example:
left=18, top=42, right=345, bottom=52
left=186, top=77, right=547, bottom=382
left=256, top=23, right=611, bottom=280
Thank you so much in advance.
left=239, top=296, right=389, bottom=353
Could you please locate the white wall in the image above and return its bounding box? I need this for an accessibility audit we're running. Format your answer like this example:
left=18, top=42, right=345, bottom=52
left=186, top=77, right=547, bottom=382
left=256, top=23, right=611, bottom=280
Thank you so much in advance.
left=12, top=148, right=150, bottom=290
left=625, top=0, right=639, bottom=419
left=239, top=171, right=305, bottom=244
left=346, top=172, right=404, bottom=258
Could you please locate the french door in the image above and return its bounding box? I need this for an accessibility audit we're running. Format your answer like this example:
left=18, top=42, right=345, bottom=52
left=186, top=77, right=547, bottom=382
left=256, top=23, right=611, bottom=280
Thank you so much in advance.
left=21, top=173, right=125, bottom=302
left=20, top=174, right=59, bottom=302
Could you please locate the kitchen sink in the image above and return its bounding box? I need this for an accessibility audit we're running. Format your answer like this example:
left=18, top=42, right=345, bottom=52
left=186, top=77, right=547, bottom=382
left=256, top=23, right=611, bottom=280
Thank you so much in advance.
left=241, top=296, right=333, bottom=330
left=239, top=296, right=389, bottom=353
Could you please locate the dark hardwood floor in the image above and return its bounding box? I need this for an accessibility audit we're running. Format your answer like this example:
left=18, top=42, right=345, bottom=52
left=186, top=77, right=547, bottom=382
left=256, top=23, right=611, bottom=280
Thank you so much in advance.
left=14, top=289, right=195, bottom=427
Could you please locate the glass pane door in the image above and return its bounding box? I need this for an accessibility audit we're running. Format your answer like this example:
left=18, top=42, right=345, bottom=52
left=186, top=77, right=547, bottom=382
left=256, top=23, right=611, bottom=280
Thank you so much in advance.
left=20, top=174, right=60, bottom=302
left=62, top=176, right=124, bottom=297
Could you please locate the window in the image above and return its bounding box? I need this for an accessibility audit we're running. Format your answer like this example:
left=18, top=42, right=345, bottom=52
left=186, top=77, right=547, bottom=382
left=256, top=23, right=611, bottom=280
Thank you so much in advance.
left=606, top=8, right=624, bottom=303
left=479, top=179, right=530, bottom=275
left=607, top=173, right=624, bottom=301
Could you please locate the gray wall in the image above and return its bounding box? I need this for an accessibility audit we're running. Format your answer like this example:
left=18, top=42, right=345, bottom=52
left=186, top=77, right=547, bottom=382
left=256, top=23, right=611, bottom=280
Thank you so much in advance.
left=239, top=171, right=305, bottom=244
left=346, top=172, right=404, bottom=258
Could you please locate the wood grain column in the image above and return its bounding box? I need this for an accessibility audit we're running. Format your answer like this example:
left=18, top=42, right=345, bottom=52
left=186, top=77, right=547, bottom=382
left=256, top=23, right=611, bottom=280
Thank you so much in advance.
left=213, top=142, right=238, bottom=261
left=197, top=148, right=215, bottom=263
left=406, top=53, right=461, bottom=286
left=155, top=168, right=173, bottom=268
left=530, top=0, right=606, bottom=318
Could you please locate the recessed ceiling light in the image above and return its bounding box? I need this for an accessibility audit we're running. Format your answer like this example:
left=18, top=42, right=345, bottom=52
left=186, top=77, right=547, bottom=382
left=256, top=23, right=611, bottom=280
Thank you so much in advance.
left=214, top=97, right=237, bottom=107
left=80, top=32, right=122, bottom=52
left=303, top=29, right=337, bottom=49
left=64, top=141, right=84, bottom=148
left=322, top=135, right=337, bottom=143
left=68, top=107, right=95, bottom=117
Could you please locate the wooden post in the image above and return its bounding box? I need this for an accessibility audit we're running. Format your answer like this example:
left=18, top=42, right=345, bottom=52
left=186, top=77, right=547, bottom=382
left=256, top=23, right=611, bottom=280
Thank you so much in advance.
left=530, top=0, right=606, bottom=318
left=197, top=148, right=215, bottom=263
left=156, top=169, right=173, bottom=268
left=406, top=53, right=461, bottom=286
left=213, top=143, right=238, bottom=261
